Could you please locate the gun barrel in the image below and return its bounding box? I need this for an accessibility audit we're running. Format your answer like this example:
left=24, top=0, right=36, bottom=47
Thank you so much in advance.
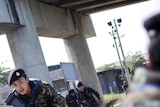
left=5, top=92, right=25, bottom=107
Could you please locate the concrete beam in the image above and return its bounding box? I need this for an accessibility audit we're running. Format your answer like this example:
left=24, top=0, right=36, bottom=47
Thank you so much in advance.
left=82, top=0, right=148, bottom=14
left=0, top=0, right=22, bottom=35
left=0, top=0, right=13, bottom=23
left=0, top=23, right=22, bottom=35
left=28, top=0, right=96, bottom=38
left=81, top=15, right=96, bottom=38
left=58, top=0, right=96, bottom=7
left=73, top=0, right=126, bottom=11
left=28, top=0, right=76, bottom=38
left=0, top=0, right=95, bottom=38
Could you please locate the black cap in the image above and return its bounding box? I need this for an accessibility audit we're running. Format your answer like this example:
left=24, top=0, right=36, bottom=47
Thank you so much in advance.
left=8, top=68, right=26, bottom=85
left=69, top=89, right=75, bottom=94
left=144, top=13, right=160, bottom=39
left=77, top=82, right=84, bottom=87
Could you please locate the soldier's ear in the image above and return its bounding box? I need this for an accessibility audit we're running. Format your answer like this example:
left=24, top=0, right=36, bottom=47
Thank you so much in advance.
left=25, top=77, right=29, bottom=83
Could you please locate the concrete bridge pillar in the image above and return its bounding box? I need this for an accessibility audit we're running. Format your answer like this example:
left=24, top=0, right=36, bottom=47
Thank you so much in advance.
left=6, top=0, right=52, bottom=84
left=63, top=11, right=103, bottom=99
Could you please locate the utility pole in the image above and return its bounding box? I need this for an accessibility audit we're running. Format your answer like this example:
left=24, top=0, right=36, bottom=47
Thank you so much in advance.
left=109, top=30, right=124, bottom=75
left=113, top=19, right=131, bottom=85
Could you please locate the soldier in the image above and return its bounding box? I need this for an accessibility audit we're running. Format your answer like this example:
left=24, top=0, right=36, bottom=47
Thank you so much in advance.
left=119, top=13, right=160, bottom=107
left=77, top=82, right=103, bottom=107
left=65, top=89, right=80, bottom=107
left=5, top=68, right=66, bottom=107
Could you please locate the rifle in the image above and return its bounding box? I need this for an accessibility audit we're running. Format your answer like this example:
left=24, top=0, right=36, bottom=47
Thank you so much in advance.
left=5, top=92, right=25, bottom=107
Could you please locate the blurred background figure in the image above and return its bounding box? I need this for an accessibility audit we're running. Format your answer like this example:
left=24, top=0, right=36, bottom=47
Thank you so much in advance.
left=119, top=12, right=160, bottom=107
left=121, top=81, right=129, bottom=95
left=65, top=89, right=80, bottom=107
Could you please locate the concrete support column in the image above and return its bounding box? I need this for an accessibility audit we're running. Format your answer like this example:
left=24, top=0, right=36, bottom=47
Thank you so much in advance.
left=6, top=0, right=52, bottom=85
left=63, top=12, right=103, bottom=99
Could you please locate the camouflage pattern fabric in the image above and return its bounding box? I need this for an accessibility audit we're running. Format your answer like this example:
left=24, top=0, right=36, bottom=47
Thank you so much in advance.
left=78, top=86, right=100, bottom=107
left=118, top=67, right=160, bottom=107
left=65, top=93, right=81, bottom=107
left=13, top=79, right=66, bottom=107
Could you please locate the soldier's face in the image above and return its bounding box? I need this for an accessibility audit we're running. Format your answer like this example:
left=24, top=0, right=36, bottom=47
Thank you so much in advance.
left=70, top=93, right=75, bottom=96
left=78, top=85, right=85, bottom=92
left=12, top=77, right=31, bottom=95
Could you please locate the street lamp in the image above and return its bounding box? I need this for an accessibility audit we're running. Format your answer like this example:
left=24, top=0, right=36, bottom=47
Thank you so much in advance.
left=108, top=19, right=131, bottom=85
left=109, top=30, right=124, bottom=76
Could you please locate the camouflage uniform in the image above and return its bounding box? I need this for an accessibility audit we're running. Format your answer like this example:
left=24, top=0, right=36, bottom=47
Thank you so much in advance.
left=13, top=79, right=66, bottom=107
left=6, top=68, right=66, bottom=107
left=78, top=86, right=100, bottom=107
left=65, top=91, right=80, bottom=107
left=119, top=67, right=160, bottom=107
left=117, top=12, right=160, bottom=107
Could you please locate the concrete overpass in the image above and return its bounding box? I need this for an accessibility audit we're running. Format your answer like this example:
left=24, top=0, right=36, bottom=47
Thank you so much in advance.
left=0, top=0, right=149, bottom=100
left=40, top=0, right=147, bottom=15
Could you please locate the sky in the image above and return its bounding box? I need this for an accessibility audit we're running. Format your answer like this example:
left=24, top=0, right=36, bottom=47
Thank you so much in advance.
left=87, top=0, right=160, bottom=67
left=0, top=0, right=160, bottom=69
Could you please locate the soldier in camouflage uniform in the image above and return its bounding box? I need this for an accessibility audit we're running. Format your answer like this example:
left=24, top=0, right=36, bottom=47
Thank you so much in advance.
left=118, top=12, right=160, bottom=107
left=77, top=82, right=103, bottom=107
left=6, top=68, right=66, bottom=107
left=65, top=89, right=80, bottom=107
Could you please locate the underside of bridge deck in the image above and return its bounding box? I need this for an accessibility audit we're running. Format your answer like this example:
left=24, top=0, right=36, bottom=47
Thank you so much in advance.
left=39, top=0, right=148, bottom=15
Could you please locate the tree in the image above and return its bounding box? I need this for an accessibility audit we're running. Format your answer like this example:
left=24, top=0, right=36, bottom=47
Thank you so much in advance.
left=126, top=52, right=146, bottom=74
left=97, top=63, right=120, bottom=72
left=0, top=64, right=11, bottom=85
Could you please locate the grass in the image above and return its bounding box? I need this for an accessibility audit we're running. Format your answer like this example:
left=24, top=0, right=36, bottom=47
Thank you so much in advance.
left=103, top=93, right=125, bottom=103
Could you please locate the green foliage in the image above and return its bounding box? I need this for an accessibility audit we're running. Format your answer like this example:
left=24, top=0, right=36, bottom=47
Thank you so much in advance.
left=119, top=74, right=125, bottom=81
left=0, top=65, right=10, bottom=85
left=97, top=63, right=120, bottom=72
left=126, top=52, right=146, bottom=72
left=104, top=93, right=124, bottom=103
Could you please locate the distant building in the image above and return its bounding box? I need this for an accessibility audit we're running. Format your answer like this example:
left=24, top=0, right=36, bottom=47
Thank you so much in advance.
left=48, top=65, right=69, bottom=93
left=97, top=68, right=123, bottom=94
left=49, top=65, right=124, bottom=94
